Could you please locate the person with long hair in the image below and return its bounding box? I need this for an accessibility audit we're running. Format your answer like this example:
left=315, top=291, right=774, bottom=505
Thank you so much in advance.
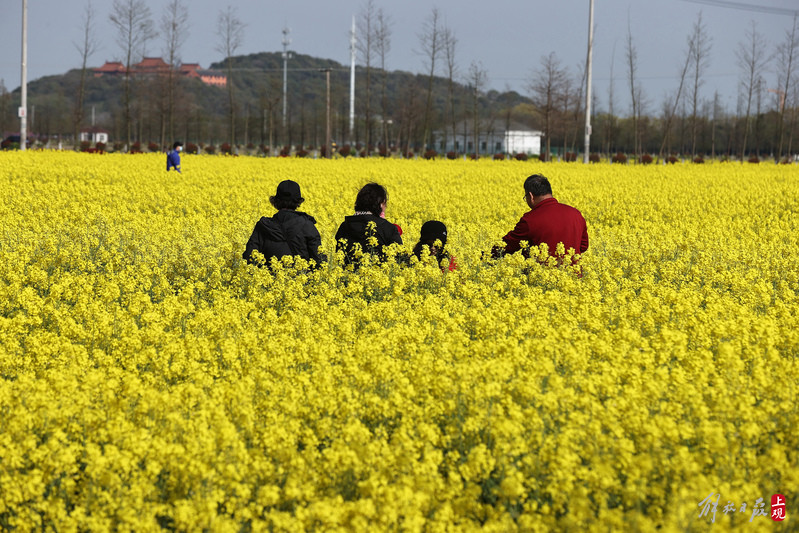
left=335, top=183, right=402, bottom=266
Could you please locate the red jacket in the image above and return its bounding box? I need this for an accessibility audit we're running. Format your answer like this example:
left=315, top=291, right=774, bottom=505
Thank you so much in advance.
left=502, top=197, right=588, bottom=257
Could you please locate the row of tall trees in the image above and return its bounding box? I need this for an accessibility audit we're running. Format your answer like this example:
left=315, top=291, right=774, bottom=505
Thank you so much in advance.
left=527, top=11, right=799, bottom=161
left=4, top=3, right=799, bottom=160
left=73, top=0, right=240, bottom=149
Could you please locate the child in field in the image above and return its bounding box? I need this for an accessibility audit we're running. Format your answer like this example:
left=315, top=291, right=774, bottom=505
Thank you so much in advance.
left=412, top=220, right=456, bottom=272
left=166, top=141, right=182, bottom=172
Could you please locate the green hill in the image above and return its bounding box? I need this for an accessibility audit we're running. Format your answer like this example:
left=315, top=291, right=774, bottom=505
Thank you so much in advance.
left=1, top=51, right=534, bottom=149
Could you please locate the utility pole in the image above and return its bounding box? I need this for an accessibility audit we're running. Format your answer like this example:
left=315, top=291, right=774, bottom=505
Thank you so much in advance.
left=282, top=27, right=291, bottom=129
left=20, top=0, right=28, bottom=151
left=320, top=68, right=332, bottom=159
left=583, top=0, right=594, bottom=163
left=349, top=16, right=356, bottom=143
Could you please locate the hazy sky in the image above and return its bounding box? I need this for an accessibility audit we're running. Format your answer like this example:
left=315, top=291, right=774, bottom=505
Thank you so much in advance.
left=1, top=0, right=797, bottom=116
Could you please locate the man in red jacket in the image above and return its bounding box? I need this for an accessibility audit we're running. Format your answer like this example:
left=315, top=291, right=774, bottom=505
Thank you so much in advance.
left=495, top=174, right=588, bottom=261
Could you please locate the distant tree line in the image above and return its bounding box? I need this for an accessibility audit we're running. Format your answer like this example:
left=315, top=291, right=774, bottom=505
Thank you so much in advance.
left=1, top=3, right=798, bottom=161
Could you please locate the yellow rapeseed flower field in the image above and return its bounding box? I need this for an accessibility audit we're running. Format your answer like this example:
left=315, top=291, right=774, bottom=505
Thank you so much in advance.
left=0, top=151, right=797, bottom=531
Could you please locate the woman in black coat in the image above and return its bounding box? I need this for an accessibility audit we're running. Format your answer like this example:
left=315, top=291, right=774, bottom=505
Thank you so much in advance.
left=335, top=183, right=402, bottom=266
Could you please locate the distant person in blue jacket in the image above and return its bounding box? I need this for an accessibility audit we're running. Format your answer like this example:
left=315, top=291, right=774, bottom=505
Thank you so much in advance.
left=167, top=141, right=183, bottom=172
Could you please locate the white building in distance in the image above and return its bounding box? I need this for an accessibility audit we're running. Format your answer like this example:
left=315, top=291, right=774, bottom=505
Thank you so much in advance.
left=434, top=120, right=542, bottom=156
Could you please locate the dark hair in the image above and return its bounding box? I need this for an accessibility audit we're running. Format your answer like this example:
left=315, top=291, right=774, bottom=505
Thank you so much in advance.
left=269, top=196, right=303, bottom=210
left=173, top=141, right=183, bottom=150
left=419, top=220, right=447, bottom=246
left=354, top=183, right=388, bottom=216
left=523, top=174, right=553, bottom=197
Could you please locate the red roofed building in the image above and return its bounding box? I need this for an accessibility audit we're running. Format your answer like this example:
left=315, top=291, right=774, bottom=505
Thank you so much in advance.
left=93, top=61, right=125, bottom=77
left=92, top=58, right=225, bottom=87
left=133, top=57, right=170, bottom=75
left=180, top=63, right=201, bottom=77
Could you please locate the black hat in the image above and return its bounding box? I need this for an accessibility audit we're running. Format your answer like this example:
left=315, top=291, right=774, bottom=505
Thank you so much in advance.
left=275, top=180, right=303, bottom=202
left=420, top=220, right=447, bottom=245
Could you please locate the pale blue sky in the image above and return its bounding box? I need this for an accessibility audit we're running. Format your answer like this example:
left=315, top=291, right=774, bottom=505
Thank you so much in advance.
left=1, top=0, right=797, bottom=115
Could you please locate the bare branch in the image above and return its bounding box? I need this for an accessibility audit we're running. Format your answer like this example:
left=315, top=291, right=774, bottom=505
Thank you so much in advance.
left=161, top=0, right=189, bottom=67
left=215, top=6, right=245, bottom=59
left=109, top=0, right=157, bottom=148
left=216, top=5, right=246, bottom=146
left=689, top=11, right=712, bottom=154
left=374, top=7, right=393, bottom=148
left=529, top=52, right=568, bottom=158
left=418, top=8, right=442, bottom=148
left=736, top=20, right=770, bottom=159
left=73, top=0, right=99, bottom=150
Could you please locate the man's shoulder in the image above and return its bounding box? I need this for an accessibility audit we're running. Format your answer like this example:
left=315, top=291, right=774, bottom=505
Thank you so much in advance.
left=548, top=199, right=584, bottom=217
left=525, top=198, right=585, bottom=221
left=556, top=201, right=582, bottom=211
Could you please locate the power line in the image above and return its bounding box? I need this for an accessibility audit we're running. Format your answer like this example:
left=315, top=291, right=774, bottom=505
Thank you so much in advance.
left=680, top=0, right=798, bottom=16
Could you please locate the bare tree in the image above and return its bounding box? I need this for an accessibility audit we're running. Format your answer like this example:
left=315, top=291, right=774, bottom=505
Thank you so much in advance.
left=754, top=76, right=766, bottom=154
left=357, top=0, right=377, bottom=151
left=625, top=19, right=642, bottom=157
left=688, top=12, right=712, bottom=156
left=216, top=5, right=245, bottom=147
left=559, top=74, right=574, bottom=157
left=397, top=81, right=425, bottom=156
left=529, top=52, right=568, bottom=160
left=775, top=14, right=798, bottom=161
left=260, top=77, right=282, bottom=151
left=109, top=0, right=157, bottom=149
left=442, top=24, right=458, bottom=152
left=606, top=42, right=617, bottom=155
left=658, top=31, right=693, bottom=160
left=503, top=87, right=513, bottom=157
left=710, top=90, right=721, bottom=159
left=374, top=8, right=392, bottom=149
left=73, top=0, right=99, bottom=150
left=787, top=76, right=799, bottom=156
left=160, top=0, right=189, bottom=148
left=736, top=20, right=769, bottom=161
left=417, top=8, right=442, bottom=150
left=467, top=60, right=487, bottom=157
left=567, top=62, right=586, bottom=155
left=0, top=80, right=11, bottom=137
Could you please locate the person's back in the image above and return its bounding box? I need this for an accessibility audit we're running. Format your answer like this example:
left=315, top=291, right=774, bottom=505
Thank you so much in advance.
left=335, top=183, right=402, bottom=265
left=336, top=214, right=402, bottom=264
left=245, top=210, right=322, bottom=264
left=498, top=174, right=588, bottom=261
left=515, top=197, right=587, bottom=256
left=243, top=180, right=324, bottom=268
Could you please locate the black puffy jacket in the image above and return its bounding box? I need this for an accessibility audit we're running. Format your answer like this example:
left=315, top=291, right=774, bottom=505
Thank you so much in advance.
left=334, top=214, right=403, bottom=265
left=243, top=210, right=324, bottom=266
